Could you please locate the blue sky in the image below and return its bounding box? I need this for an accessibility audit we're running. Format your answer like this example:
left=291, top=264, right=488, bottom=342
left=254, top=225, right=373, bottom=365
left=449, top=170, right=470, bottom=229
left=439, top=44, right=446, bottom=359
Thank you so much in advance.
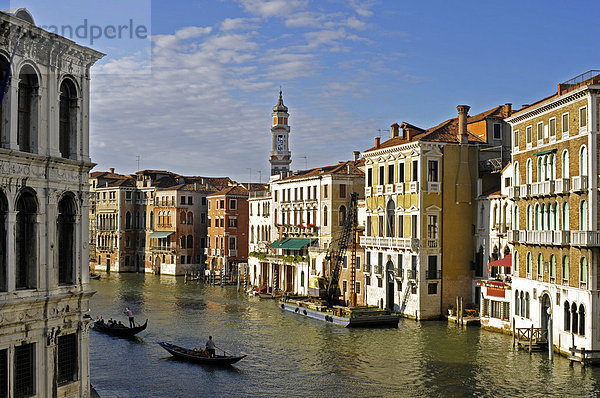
left=5, top=0, right=600, bottom=182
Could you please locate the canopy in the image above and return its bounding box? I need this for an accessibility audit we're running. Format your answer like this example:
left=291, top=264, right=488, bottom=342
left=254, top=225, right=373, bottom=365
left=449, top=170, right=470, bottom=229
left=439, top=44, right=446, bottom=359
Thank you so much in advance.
left=147, top=231, right=174, bottom=239
left=488, top=254, right=511, bottom=268
left=270, top=238, right=313, bottom=250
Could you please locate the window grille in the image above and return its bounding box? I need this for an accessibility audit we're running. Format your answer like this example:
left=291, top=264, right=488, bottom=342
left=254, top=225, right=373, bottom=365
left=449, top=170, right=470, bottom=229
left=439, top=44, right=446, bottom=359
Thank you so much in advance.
left=57, top=334, right=78, bottom=386
left=0, top=349, right=6, bottom=398
left=14, top=343, right=35, bottom=396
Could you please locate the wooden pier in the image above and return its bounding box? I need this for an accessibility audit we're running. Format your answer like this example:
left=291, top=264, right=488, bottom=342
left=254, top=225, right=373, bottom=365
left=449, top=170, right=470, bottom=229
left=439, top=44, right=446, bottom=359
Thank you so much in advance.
left=513, top=325, right=547, bottom=352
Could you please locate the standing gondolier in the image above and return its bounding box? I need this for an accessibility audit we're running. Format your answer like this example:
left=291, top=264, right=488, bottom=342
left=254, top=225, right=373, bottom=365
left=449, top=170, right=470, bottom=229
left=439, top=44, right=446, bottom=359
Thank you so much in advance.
left=124, top=307, right=135, bottom=328
left=205, top=336, right=216, bottom=358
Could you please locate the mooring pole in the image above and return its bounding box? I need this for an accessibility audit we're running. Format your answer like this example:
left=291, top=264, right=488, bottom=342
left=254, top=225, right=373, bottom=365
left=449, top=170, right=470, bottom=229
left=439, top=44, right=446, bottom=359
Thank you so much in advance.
left=548, top=312, right=553, bottom=361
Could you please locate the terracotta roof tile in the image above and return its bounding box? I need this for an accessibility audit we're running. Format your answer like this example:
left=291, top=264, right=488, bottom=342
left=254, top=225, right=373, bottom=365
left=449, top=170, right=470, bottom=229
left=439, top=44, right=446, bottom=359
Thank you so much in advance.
left=278, top=159, right=364, bottom=182
left=208, top=185, right=249, bottom=197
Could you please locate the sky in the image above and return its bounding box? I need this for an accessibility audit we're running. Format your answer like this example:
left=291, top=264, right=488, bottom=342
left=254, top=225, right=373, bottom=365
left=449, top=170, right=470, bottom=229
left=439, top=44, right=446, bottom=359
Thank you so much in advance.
left=5, top=0, right=600, bottom=182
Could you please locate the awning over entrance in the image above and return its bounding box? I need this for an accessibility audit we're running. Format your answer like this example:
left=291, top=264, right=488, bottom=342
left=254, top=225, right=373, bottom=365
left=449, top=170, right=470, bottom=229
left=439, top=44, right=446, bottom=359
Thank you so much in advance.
left=148, top=231, right=174, bottom=239
left=488, top=254, right=511, bottom=268
left=270, top=238, right=313, bottom=250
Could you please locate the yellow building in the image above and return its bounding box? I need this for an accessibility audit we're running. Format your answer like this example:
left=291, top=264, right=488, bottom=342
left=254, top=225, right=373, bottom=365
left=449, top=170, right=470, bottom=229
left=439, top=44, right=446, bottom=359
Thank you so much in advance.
left=361, top=105, right=502, bottom=319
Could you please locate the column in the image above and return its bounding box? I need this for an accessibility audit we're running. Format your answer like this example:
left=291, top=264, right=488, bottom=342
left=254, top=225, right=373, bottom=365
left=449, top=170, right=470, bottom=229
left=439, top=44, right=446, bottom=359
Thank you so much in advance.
left=6, top=211, right=16, bottom=291
left=7, top=78, right=18, bottom=150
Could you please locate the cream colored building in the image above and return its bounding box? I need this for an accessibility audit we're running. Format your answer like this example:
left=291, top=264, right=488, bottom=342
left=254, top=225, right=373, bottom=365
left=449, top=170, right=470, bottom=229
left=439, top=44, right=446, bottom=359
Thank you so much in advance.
left=0, top=9, right=103, bottom=397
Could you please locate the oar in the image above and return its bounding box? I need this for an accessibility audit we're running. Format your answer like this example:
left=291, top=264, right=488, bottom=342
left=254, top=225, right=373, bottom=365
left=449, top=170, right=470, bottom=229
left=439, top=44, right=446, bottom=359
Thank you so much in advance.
left=214, top=345, right=231, bottom=356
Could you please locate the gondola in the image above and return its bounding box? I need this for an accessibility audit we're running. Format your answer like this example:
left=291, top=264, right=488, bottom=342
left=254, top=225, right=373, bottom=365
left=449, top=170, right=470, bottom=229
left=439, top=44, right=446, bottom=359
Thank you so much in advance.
left=158, top=342, right=246, bottom=365
left=93, top=319, right=148, bottom=337
left=90, top=273, right=101, bottom=280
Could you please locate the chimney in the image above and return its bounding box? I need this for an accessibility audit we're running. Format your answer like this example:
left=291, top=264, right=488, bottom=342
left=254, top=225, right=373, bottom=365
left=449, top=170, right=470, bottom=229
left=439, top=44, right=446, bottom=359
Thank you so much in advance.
left=375, top=137, right=381, bottom=148
left=503, top=103, right=512, bottom=117
left=109, top=167, right=115, bottom=174
left=391, top=123, right=400, bottom=138
left=457, top=105, right=470, bottom=144
left=353, top=151, right=360, bottom=161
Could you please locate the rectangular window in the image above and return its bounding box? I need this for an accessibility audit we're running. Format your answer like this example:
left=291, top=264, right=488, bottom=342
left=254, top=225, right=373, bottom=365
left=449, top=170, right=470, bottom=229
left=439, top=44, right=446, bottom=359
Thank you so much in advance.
left=427, top=215, right=438, bottom=239
left=339, top=184, right=346, bottom=198
left=180, top=196, right=186, bottom=205
left=580, top=106, right=587, bottom=128
left=299, top=187, right=303, bottom=200
left=378, top=215, right=384, bottom=236
left=379, top=166, right=385, bottom=185
left=207, top=218, right=211, bottom=227
left=428, top=283, right=438, bottom=295
left=367, top=168, right=372, bottom=187
left=201, top=213, right=206, bottom=223
left=188, top=196, right=193, bottom=205
left=220, top=218, right=224, bottom=228
left=356, top=256, right=361, bottom=270
left=411, top=215, right=418, bottom=238
left=125, top=191, right=132, bottom=200
left=342, top=280, right=347, bottom=293
left=378, top=252, right=383, bottom=268
left=427, top=160, right=438, bottom=182
left=14, top=343, right=35, bottom=397
left=187, top=255, right=192, bottom=264
left=228, top=217, right=238, bottom=228
left=229, top=237, right=236, bottom=250
left=365, top=275, right=370, bottom=286
left=483, top=299, right=490, bottom=316
left=398, top=215, right=404, bottom=237
left=355, top=281, right=361, bottom=294
left=0, top=349, right=6, bottom=398
left=412, top=160, right=418, bottom=181
left=323, top=185, right=328, bottom=198
left=201, top=197, right=206, bottom=206
left=180, top=255, right=185, bottom=264
left=274, top=190, right=278, bottom=202
left=342, top=256, right=348, bottom=268
left=200, top=238, right=205, bottom=248
left=388, top=164, right=394, bottom=184
left=57, top=334, right=78, bottom=386
left=537, top=122, right=543, bottom=141
left=491, top=301, right=501, bottom=319
left=398, top=163, right=405, bottom=182
left=514, top=130, right=519, bottom=149
left=377, top=278, right=383, bottom=288
left=220, top=199, right=225, bottom=209
left=493, top=123, right=501, bottom=139
left=562, top=113, right=569, bottom=134
left=526, top=126, right=532, bottom=144
left=294, top=188, right=298, bottom=200
left=313, top=186, right=317, bottom=199
left=208, top=200, right=211, bottom=210
left=366, top=252, right=371, bottom=267
left=229, top=199, right=237, bottom=210
left=549, top=118, right=556, bottom=138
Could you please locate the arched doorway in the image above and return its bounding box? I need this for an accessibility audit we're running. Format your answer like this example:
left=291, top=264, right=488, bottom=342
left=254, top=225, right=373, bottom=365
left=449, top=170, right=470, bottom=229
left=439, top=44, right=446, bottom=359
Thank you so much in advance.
left=541, top=293, right=551, bottom=331
left=386, top=260, right=395, bottom=310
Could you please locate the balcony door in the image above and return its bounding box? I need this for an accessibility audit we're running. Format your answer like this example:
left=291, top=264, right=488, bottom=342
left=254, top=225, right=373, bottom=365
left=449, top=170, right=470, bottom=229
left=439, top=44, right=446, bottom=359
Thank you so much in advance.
left=386, top=260, right=395, bottom=311
left=541, top=293, right=551, bottom=331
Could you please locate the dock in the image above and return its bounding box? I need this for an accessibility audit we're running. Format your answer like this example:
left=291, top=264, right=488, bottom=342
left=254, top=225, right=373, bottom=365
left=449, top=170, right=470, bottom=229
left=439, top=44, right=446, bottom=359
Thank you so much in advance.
left=513, top=326, right=547, bottom=352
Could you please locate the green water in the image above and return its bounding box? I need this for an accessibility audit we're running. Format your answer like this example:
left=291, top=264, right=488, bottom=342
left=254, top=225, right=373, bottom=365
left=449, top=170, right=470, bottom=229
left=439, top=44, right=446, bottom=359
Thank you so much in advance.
left=90, top=273, right=600, bottom=397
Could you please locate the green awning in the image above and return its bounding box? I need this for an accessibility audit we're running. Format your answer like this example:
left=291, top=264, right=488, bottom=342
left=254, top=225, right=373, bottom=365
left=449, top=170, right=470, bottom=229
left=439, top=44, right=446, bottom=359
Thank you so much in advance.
left=534, top=149, right=557, bottom=156
left=270, top=238, right=313, bottom=250
left=148, top=231, right=174, bottom=239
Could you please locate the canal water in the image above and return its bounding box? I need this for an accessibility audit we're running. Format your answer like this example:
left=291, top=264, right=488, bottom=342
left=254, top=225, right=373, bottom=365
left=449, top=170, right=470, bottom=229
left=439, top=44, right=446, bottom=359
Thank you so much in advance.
left=90, top=273, right=600, bottom=397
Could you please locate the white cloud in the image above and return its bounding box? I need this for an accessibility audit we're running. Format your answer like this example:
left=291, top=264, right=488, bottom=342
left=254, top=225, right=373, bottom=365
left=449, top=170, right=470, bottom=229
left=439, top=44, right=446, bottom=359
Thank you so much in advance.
left=238, top=0, right=308, bottom=18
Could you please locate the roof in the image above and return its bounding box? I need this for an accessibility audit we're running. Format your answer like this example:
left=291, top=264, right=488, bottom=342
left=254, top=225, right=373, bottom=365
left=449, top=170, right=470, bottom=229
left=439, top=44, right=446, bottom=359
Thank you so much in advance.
left=207, top=185, right=249, bottom=197
left=278, top=159, right=364, bottom=182
left=270, top=238, right=313, bottom=250
left=364, top=107, right=500, bottom=153
left=273, top=90, right=288, bottom=112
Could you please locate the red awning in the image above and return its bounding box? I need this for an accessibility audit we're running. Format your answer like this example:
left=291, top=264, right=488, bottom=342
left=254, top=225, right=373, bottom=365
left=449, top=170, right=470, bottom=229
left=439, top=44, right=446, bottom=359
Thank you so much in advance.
left=488, top=254, right=512, bottom=268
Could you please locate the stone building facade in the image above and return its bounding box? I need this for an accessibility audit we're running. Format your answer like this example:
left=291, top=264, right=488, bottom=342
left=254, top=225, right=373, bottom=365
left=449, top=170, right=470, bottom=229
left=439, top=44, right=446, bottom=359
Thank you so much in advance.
left=507, top=71, right=600, bottom=353
left=0, top=8, right=103, bottom=397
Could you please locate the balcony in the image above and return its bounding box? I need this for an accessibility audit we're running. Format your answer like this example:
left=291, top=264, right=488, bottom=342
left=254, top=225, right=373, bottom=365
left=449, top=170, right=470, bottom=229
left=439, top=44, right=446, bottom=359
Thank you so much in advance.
left=408, top=181, right=419, bottom=194
left=509, top=230, right=569, bottom=245
left=519, top=184, right=531, bottom=198
left=540, top=180, right=555, bottom=196
left=425, top=270, right=441, bottom=280
left=228, top=249, right=238, bottom=257
left=530, top=182, right=541, bottom=196
left=360, top=236, right=419, bottom=250
left=151, top=244, right=176, bottom=252
left=385, top=184, right=395, bottom=194
left=425, top=239, right=438, bottom=248
left=204, top=247, right=210, bottom=255
left=571, top=231, right=600, bottom=246
left=374, top=265, right=383, bottom=275
left=365, top=186, right=372, bottom=196
left=508, top=186, right=520, bottom=200
left=427, top=182, right=440, bottom=193
left=407, top=269, right=418, bottom=280
left=376, top=185, right=384, bottom=195
left=396, top=183, right=404, bottom=194
left=572, top=176, right=588, bottom=192
left=364, top=263, right=371, bottom=273
left=555, top=178, right=570, bottom=194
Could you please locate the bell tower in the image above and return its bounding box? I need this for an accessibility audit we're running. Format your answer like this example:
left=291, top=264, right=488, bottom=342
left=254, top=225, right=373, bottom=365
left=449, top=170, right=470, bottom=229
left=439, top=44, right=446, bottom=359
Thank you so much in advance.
left=270, top=90, right=291, bottom=176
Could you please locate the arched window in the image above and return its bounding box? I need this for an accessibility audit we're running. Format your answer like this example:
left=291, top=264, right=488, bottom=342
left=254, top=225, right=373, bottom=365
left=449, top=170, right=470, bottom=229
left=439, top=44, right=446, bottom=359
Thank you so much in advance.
left=526, top=252, right=532, bottom=275
left=514, top=251, right=519, bottom=273
left=515, top=290, right=520, bottom=316
left=579, top=145, right=588, bottom=176
left=535, top=203, right=541, bottom=230
left=513, top=205, right=519, bottom=230
left=143, top=211, right=147, bottom=229
left=514, top=162, right=520, bottom=186
left=18, top=66, right=39, bottom=153
left=527, top=205, right=532, bottom=230
left=187, top=212, right=193, bottom=225
left=549, top=203, right=556, bottom=230
left=339, top=205, right=346, bottom=226
left=572, top=303, right=579, bottom=334
left=562, top=202, right=569, bottom=230
left=525, top=292, right=530, bottom=318
left=580, top=200, right=588, bottom=230
left=0, top=191, right=5, bottom=291
left=580, top=257, right=588, bottom=284
left=59, top=79, right=78, bottom=159
left=136, top=211, right=140, bottom=229
left=564, top=301, right=571, bottom=331
left=563, top=255, right=569, bottom=283
left=526, top=159, right=532, bottom=184
left=550, top=255, right=556, bottom=280
left=537, top=253, right=543, bottom=278
left=537, top=157, right=543, bottom=182
left=579, top=304, right=585, bottom=336
left=180, top=235, right=186, bottom=249
left=187, top=235, right=193, bottom=248
left=300, top=270, right=305, bottom=287
left=58, top=195, right=76, bottom=285
left=180, top=211, right=186, bottom=224
left=386, top=200, right=395, bottom=237
left=0, top=56, right=8, bottom=144
left=16, top=191, right=37, bottom=289
left=125, top=211, right=131, bottom=229
left=549, top=154, right=555, bottom=180
left=562, top=150, right=569, bottom=179
left=250, top=226, right=254, bottom=243
left=323, top=206, right=328, bottom=227
left=520, top=291, right=525, bottom=317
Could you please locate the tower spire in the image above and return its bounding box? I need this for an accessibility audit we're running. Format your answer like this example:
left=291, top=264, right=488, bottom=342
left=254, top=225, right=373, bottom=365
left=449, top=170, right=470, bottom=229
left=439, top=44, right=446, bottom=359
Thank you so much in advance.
left=270, top=90, right=291, bottom=176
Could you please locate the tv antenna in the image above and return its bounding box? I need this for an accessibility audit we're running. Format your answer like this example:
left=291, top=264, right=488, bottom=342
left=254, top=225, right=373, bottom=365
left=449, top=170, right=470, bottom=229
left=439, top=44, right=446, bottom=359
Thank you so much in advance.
left=136, top=155, right=141, bottom=171
left=299, top=155, right=308, bottom=169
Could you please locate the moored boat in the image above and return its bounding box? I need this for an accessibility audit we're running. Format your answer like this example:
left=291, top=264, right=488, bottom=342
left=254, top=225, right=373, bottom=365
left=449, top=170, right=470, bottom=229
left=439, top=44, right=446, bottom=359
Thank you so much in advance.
left=93, top=319, right=148, bottom=337
left=158, top=342, right=246, bottom=365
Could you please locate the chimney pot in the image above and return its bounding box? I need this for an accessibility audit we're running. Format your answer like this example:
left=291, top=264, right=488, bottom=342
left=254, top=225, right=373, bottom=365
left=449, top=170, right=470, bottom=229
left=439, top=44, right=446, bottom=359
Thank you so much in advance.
left=503, top=103, right=512, bottom=116
left=457, top=105, right=470, bottom=144
left=375, top=137, right=381, bottom=148
left=353, top=151, right=360, bottom=161
left=109, top=167, right=115, bottom=174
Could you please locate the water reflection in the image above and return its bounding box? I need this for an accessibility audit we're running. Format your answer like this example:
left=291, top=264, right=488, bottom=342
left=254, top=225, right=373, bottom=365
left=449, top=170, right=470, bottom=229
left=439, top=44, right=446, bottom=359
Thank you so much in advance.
left=90, top=273, right=600, bottom=397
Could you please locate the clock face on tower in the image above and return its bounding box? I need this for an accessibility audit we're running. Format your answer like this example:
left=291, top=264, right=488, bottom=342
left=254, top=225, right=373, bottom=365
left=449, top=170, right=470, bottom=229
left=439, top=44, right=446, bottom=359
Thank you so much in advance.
left=276, top=135, right=285, bottom=151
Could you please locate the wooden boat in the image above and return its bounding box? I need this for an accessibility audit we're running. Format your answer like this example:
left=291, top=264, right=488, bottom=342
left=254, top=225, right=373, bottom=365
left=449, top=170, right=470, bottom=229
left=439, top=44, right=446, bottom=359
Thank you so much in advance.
left=93, top=319, right=148, bottom=337
left=90, top=273, right=101, bottom=280
left=158, top=342, right=246, bottom=365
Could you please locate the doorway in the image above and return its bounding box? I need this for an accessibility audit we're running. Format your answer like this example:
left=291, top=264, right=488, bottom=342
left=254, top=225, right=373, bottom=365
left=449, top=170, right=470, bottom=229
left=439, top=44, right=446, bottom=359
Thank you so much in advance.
left=386, top=260, right=395, bottom=310
left=541, top=293, right=551, bottom=330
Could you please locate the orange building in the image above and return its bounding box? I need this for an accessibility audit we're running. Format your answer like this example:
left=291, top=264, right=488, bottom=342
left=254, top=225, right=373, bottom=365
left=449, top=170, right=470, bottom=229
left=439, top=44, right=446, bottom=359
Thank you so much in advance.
left=206, top=186, right=250, bottom=282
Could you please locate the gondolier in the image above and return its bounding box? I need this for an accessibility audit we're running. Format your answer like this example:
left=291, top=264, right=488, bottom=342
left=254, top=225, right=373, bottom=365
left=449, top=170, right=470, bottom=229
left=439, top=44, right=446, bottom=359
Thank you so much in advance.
left=124, top=307, right=135, bottom=327
left=205, top=336, right=216, bottom=358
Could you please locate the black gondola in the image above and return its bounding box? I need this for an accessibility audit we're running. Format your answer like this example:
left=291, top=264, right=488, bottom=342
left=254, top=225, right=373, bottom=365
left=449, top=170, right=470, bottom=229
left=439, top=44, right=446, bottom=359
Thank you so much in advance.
left=158, top=342, right=246, bottom=365
left=93, top=319, right=148, bottom=337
